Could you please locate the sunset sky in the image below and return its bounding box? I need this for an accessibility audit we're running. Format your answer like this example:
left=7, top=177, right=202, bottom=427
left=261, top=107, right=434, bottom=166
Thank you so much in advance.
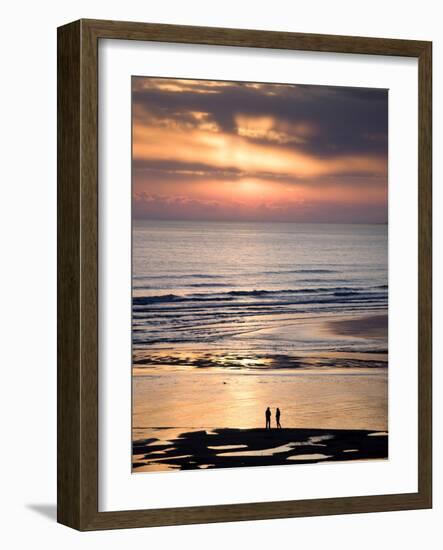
left=132, top=77, right=388, bottom=223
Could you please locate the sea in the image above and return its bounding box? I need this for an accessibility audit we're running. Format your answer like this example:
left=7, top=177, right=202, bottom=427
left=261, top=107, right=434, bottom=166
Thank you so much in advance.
left=132, top=220, right=388, bottom=361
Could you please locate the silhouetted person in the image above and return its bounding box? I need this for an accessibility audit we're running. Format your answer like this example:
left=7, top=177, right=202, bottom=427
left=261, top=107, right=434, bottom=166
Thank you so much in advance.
left=265, top=407, right=271, bottom=429
left=276, top=407, right=282, bottom=429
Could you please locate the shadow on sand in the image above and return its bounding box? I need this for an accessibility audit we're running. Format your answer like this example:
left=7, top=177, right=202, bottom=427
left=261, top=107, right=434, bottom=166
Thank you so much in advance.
left=133, top=428, right=388, bottom=471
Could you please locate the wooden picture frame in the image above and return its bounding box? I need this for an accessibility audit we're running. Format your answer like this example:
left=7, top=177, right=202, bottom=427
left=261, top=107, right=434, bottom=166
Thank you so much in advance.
left=57, top=19, right=432, bottom=530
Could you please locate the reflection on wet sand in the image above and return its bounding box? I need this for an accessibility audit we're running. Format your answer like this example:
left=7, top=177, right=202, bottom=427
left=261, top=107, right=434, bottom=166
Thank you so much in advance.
left=133, top=364, right=388, bottom=438
left=132, top=314, right=388, bottom=473
left=133, top=428, right=388, bottom=472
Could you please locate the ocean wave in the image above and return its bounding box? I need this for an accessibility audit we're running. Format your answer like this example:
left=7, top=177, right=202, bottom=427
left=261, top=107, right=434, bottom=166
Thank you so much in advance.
left=274, top=268, right=338, bottom=273
left=133, top=273, right=224, bottom=280
left=135, top=282, right=230, bottom=291
left=133, top=286, right=387, bottom=307
left=189, top=283, right=229, bottom=288
left=134, top=269, right=341, bottom=282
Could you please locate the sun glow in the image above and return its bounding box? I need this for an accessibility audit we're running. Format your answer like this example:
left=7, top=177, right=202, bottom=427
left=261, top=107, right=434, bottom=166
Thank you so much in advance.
left=132, top=77, right=388, bottom=223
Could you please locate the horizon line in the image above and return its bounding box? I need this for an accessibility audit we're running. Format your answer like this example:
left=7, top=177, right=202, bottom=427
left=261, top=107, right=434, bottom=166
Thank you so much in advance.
left=133, top=217, right=388, bottom=225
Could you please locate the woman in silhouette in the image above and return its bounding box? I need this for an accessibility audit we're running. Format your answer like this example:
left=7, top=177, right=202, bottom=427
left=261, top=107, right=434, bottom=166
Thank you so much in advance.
left=265, top=407, right=271, bottom=429
left=276, top=407, right=282, bottom=429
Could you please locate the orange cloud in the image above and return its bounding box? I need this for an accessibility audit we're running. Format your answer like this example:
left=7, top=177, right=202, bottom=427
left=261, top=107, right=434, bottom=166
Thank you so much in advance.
left=131, top=77, right=388, bottom=223
left=133, top=122, right=386, bottom=180
left=235, top=114, right=316, bottom=144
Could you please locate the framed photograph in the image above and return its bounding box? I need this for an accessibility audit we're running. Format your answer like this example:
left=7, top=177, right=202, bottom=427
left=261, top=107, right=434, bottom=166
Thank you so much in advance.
left=57, top=19, right=432, bottom=530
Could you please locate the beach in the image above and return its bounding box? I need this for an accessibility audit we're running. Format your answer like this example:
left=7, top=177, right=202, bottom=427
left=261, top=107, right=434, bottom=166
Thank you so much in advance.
left=132, top=221, right=388, bottom=472
left=132, top=312, right=388, bottom=472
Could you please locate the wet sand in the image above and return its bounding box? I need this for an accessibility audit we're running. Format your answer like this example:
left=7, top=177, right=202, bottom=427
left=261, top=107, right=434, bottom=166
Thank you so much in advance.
left=132, top=313, right=388, bottom=472
left=326, top=314, right=388, bottom=339
left=133, top=427, right=388, bottom=472
left=133, top=312, right=388, bottom=371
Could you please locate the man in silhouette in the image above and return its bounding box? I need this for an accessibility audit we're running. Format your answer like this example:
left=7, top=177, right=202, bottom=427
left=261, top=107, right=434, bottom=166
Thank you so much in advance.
left=265, top=407, right=271, bottom=429
left=276, top=407, right=282, bottom=429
